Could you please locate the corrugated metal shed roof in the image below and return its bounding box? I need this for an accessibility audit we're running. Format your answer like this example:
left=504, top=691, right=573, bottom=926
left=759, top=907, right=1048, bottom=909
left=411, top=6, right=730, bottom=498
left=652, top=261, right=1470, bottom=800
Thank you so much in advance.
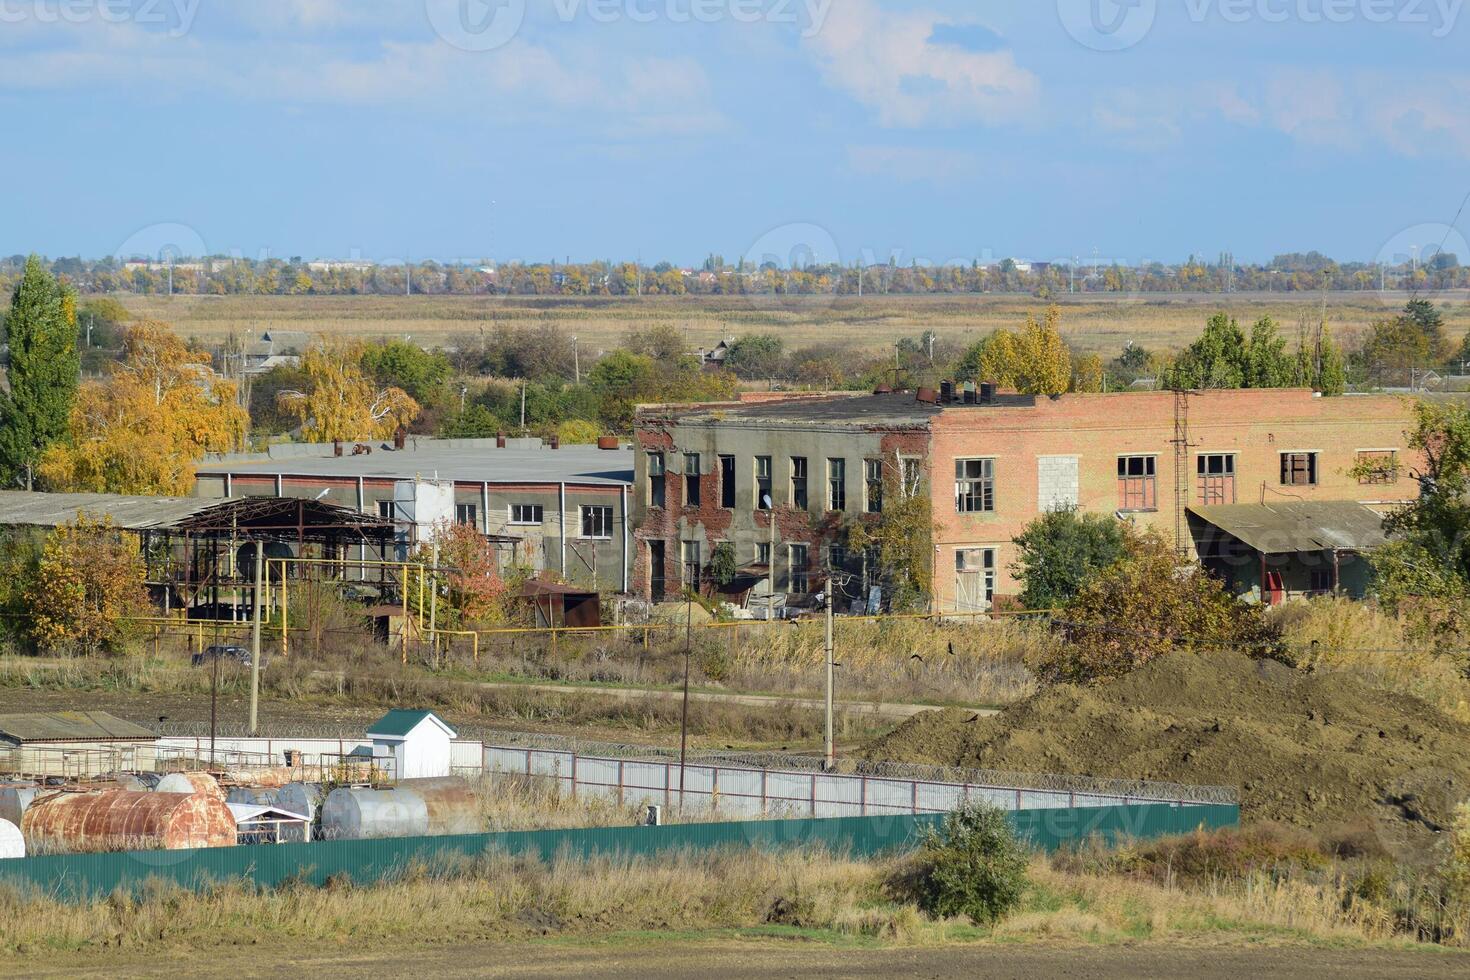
left=0, top=491, right=215, bottom=531
left=1189, top=501, right=1389, bottom=555
left=0, top=711, right=156, bottom=743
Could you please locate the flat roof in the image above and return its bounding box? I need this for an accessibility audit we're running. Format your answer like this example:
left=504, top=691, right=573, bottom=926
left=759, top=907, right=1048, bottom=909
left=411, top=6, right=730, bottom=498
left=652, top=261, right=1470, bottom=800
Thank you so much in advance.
left=199, top=443, right=633, bottom=487
left=0, top=711, right=156, bottom=743
left=0, top=491, right=216, bottom=530
left=643, top=391, right=1036, bottom=426
left=1189, top=501, right=1389, bottom=554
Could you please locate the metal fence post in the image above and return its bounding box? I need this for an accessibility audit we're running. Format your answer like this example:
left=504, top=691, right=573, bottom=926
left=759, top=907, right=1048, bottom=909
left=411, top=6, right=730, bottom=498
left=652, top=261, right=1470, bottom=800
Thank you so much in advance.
left=570, top=752, right=577, bottom=798
left=617, top=760, right=625, bottom=806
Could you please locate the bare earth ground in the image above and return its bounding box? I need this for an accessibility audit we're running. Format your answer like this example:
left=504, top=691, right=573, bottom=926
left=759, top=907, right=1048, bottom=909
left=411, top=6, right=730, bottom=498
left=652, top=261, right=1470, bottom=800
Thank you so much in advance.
left=0, top=684, right=849, bottom=751
left=11, top=937, right=1467, bottom=980
left=119, top=291, right=1470, bottom=356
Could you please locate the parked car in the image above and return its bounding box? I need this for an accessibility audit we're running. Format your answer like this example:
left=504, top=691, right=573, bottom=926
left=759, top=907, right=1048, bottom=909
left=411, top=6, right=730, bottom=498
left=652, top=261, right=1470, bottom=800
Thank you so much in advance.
left=191, top=645, right=267, bottom=669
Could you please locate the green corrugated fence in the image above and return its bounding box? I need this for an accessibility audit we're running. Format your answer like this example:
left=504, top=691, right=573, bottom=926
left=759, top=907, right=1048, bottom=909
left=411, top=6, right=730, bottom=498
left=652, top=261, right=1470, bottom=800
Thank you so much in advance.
left=0, top=802, right=1238, bottom=901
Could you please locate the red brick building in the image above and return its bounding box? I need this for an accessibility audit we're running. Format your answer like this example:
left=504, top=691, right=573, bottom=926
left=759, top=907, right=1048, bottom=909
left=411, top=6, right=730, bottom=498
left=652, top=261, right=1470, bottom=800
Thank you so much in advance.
left=633, top=388, right=1418, bottom=611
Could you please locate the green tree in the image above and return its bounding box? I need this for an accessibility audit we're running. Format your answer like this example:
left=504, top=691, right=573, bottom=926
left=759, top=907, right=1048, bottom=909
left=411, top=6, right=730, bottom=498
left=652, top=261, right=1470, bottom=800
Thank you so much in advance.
left=1011, top=509, right=1130, bottom=611
left=1031, top=531, right=1282, bottom=684
left=724, top=334, right=785, bottom=379
left=1163, top=312, right=1247, bottom=389
left=1366, top=401, right=1470, bottom=629
left=0, top=257, right=80, bottom=488
left=360, top=340, right=452, bottom=405
left=1245, top=316, right=1297, bottom=388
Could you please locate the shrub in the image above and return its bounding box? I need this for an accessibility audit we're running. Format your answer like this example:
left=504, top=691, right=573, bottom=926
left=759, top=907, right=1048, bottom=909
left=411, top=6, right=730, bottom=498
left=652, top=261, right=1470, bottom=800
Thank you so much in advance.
left=907, top=803, right=1029, bottom=925
left=1031, top=531, right=1282, bottom=684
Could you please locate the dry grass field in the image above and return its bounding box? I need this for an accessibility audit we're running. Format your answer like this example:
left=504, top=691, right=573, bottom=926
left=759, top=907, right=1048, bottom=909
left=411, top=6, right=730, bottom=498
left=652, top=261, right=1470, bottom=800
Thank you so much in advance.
left=118, top=290, right=1470, bottom=358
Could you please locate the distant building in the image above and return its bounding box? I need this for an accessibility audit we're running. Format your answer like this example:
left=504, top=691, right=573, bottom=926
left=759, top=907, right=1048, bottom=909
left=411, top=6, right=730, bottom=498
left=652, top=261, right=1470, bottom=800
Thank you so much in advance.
left=0, top=711, right=158, bottom=778
left=632, top=388, right=1418, bottom=612
left=366, top=710, right=457, bottom=780
left=195, top=438, right=635, bottom=592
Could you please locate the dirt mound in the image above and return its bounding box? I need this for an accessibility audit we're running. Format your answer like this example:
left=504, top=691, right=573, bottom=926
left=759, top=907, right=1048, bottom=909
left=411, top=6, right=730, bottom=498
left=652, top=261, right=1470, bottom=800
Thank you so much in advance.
left=862, top=650, right=1470, bottom=858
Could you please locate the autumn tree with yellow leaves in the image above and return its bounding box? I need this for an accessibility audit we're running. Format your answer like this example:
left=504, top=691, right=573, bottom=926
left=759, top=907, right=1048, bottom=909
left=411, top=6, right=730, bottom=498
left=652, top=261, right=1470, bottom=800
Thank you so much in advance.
left=955, top=306, right=1098, bottom=395
left=25, top=514, right=149, bottom=655
left=276, top=345, right=420, bottom=443
left=38, top=323, right=248, bottom=496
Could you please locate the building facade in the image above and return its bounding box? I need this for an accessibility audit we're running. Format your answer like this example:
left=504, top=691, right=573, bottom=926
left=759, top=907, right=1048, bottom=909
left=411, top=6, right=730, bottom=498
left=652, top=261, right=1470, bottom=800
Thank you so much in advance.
left=195, top=439, right=634, bottom=593
left=633, top=389, right=1419, bottom=611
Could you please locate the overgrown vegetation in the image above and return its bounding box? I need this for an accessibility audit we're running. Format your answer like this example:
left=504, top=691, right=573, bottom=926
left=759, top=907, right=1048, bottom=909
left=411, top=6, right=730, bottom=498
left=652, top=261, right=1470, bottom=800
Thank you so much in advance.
left=1034, top=531, right=1281, bottom=684
left=901, top=803, right=1029, bottom=925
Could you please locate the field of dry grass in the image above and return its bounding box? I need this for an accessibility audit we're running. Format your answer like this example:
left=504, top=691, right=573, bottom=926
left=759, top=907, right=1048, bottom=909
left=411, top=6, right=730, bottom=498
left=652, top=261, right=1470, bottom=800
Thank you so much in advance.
left=2, top=836, right=1465, bottom=958
left=118, top=290, right=1470, bottom=358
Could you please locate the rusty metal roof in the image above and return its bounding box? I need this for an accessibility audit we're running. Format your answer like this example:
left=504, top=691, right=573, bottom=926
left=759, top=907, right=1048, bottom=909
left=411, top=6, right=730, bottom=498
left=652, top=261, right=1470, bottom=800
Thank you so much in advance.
left=0, top=711, right=156, bottom=744
left=1188, top=501, right=1389, bottom=555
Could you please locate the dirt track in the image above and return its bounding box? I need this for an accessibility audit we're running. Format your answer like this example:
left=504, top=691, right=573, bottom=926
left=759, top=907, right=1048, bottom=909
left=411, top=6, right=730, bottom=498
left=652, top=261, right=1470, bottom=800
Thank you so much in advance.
left=12, top=938, right=1466, bottom=979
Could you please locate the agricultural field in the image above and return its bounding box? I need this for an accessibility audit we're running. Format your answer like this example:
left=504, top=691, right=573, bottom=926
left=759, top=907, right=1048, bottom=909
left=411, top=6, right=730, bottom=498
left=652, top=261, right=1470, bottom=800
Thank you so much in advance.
left=117, top=290, right=1470, bottom=359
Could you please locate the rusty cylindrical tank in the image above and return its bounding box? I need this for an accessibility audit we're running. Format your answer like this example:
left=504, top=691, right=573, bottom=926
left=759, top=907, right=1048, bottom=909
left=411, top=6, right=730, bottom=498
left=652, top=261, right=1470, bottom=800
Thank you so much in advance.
left=22, top=791, right=237, bottom=854
left=401, top=777, right=481, bottom=836
left=155, top=772, right=226, bottom=800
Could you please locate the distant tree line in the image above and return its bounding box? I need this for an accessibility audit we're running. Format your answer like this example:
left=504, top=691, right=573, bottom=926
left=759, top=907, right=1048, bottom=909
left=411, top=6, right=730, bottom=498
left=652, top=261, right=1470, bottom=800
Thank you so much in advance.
left=3, top=250, right=1465, bottom=299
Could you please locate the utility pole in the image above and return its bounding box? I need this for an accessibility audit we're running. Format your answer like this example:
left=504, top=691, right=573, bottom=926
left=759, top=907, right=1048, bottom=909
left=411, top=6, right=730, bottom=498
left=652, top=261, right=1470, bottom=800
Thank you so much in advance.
left=677, top=587, right=693, bottom=814
left=824, top=582, right=835, bottom=771
left=572, top=336, right=580, bottom=385
left=520, top=381, right=527, bottom=432
left=249, top=542, right=264, bottom=735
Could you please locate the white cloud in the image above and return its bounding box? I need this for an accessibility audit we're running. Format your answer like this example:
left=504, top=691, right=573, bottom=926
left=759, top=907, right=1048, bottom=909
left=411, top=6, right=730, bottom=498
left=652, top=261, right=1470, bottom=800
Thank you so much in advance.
left=805, top=0, right=1037, bottom=127
left=0, top=15, right=723, bottom=137
left=1089, top=71, right=1470, bottom=160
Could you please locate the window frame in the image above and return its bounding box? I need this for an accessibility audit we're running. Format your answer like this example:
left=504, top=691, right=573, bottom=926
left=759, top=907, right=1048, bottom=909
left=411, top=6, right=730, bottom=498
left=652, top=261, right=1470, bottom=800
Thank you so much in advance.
left=683, top=452, right=702, bottom=508
left=864, top=458, right=884, bottom=514
left=954, top=547, right=998, bottom=609
left=508, top=503, right=545, bottom=526
left=1356, top=449, right=1400, bottom=486
left=719, top=454, right=737, bottom=508
left=1116, top=454, right=1158, bottom=512
left=954, top=457, right=996, bottom=514
left=827, top=458, right=846, bottom=512
left=788, top=543, right=810, bottom=594
left=680, top=540, right=702, bottom=589
left=755, top=456, right=773, bottom=510
left=1279, top=451, right=1319, bottom=487
left=580, top=505, right=614, bottom=540
left=647, top=451, right=667, bottom=509
left=1196, top=453, right=1237, bottom=505
left=790, top=456, right=809, bottom=510
left=454, top=503, right=479, bottom=527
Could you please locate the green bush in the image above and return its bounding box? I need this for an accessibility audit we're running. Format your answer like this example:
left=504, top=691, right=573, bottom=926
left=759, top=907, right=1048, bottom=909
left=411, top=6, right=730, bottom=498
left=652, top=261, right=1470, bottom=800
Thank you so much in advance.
left=910, top=803, right=1029, bottom=925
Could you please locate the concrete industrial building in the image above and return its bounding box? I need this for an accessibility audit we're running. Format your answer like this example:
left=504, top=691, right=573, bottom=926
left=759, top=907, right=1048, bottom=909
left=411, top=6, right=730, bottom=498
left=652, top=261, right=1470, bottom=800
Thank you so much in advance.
left=633, top=388, right=1419, bottom=612
left=195, top=438, right=635, bottom=593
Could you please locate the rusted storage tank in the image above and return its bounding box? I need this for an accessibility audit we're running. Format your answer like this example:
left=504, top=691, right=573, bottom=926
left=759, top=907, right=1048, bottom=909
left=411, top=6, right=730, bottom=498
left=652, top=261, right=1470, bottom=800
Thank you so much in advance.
left=320, top=787, right=429, bottom=839
left=156, top=772, right=226, bottom=800
left=401, top=777, right=481, bottom=836
left=0, top=818, right=24, bottom=859
left=22, top=791, right=237, bottom=854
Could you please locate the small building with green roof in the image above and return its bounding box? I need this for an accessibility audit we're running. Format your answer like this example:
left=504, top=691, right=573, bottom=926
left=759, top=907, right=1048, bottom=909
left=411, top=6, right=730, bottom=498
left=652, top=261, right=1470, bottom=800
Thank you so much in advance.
left=365, top=710, right=458, bottom=780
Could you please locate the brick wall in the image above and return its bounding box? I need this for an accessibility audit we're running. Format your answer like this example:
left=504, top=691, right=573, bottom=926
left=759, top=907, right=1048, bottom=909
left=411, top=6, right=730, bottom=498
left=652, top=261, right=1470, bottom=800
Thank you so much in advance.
left=928, top=389, right=1418, bottom=609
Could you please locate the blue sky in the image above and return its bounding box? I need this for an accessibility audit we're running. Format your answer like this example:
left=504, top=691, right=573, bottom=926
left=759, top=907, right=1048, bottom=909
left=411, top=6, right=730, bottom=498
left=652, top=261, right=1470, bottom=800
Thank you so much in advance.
left=1, top=0, right=1466, bottom=266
